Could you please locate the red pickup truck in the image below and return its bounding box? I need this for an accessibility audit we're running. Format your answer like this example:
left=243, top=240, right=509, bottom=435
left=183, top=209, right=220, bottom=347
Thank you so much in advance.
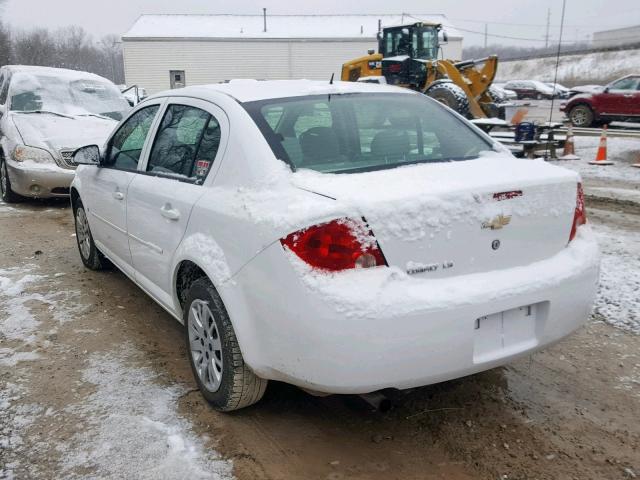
left=561, top=75, right=640, bottom=127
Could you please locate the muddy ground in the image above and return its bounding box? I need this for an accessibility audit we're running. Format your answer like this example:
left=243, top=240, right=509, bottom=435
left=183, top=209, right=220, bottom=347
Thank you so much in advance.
left=1, top=193, right=639, bottom=480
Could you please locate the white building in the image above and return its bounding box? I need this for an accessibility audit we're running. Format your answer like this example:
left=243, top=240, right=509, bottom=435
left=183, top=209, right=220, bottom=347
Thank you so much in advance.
left=593, top=25, right=640, bottom=48
left=122, top=13, right=463, bottom=94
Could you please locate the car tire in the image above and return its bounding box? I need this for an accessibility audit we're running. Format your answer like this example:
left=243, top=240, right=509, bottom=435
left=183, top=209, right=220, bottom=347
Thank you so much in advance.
left=74, top=199, right=110, bottom=270
left=487, top=86, right=506, bottom=104
left=568, top=104, right=595, bottom=128
left=183, top=278, right=267, bottom=411
left=0, top=157, right=23, bottom=203
left=426, top=82, right=471, bottom=118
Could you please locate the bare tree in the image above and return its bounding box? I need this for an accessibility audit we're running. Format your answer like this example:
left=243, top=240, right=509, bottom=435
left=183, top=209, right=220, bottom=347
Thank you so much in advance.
left=5, top=24, right=125, bottom=84
left=0, top=23, right=10, bottom=66
left=98, top=34, right=125, bottom=84
left=12, top=28, right=57, bottom=66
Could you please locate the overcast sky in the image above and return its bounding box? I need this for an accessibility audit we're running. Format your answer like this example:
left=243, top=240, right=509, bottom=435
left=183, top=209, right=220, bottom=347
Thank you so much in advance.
left=2, top=0, right=640, bottom=47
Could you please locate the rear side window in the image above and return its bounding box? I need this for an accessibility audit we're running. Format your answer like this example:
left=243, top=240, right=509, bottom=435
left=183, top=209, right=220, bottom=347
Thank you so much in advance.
left=147, top=104, right=221, bottom=183
left=244, top=93, right=492, bottom=174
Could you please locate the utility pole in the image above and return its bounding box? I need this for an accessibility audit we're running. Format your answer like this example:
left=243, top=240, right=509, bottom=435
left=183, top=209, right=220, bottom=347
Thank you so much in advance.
left=544, top=8, right=551, bottom=48
left=484, top=23, right=488, bottom=49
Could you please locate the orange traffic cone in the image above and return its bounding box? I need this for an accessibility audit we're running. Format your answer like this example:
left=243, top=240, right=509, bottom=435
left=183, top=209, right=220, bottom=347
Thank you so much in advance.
left=559, top=124, right=580, bottom=160
left=589, top=126, right=614, bottom=166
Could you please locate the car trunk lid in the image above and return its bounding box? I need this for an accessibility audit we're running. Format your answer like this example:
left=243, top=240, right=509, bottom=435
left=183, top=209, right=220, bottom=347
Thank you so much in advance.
left=291, top=156, right=579, bottom=278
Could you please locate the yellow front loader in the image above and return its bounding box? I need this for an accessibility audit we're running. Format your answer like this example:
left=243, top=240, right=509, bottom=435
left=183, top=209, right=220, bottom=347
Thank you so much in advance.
left=341, top=22, right=499, bottom=119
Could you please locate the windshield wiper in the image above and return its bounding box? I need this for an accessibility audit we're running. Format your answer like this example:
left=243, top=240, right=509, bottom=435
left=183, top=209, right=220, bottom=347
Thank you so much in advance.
left=15, top=110, right=76, bottom=119
left=330, top=158, right=449, bottom=174
left=75, top=113, right=113, bottom=121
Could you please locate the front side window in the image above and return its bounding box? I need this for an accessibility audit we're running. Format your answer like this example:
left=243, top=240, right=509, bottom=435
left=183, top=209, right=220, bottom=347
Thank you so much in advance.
left=104, top=105, right=159, bottom=170
left=147, top=104, right=220, bottom=183
left=0, top=73, right=7, bottom=105
left=418, top=29, right=438, bottom=59
left=609, top=77, right=639, bottom=91
left=245, top=93, right=492, bottom=174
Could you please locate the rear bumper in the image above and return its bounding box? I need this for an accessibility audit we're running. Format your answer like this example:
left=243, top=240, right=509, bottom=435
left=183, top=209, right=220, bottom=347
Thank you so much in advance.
left=228, top=227, right=600, bottom=394
left=6, top=159, right=75, bottom=198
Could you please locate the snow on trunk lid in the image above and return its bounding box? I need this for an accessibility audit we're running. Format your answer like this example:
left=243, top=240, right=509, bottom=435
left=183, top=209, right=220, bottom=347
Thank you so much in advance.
left=292, top=156, right=579, bottom=278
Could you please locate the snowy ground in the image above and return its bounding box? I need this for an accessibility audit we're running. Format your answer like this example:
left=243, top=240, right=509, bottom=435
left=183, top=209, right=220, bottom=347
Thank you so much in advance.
left=497, top=47, right=640, bottom=84
left=560, top=136, right=640, bottom=183
left=559, top=136, right=640, bottom=335
left=593, top=223, right=640, bottom=334
left=0, top=257, right=232, bottom=479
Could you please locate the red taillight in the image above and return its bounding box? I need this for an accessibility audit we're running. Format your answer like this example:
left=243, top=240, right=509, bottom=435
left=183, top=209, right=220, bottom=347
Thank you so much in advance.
left=281, top=219, right=387, bottom=272
left=569, top=182, right=587, bottom=242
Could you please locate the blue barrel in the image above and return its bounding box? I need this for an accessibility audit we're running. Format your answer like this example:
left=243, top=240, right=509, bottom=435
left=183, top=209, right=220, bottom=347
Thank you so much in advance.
left=515, top=122, right=536, bottom=142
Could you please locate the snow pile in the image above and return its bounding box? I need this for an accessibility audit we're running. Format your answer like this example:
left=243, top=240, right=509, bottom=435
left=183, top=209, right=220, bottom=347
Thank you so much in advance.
left=0, top=348, right=41, bottom=367
left=61, top=347, right=233, bottom=480
left=0, top=382, right=42, bottom=480
left=498, top=48, right=640, bottom=84
left=0, top=265, right=87, bottom=341
left=180, top=233, right=233, bottom=284
left=0, top=266, right=47, bottom=342
left=593, top=224, right=640, bottom=334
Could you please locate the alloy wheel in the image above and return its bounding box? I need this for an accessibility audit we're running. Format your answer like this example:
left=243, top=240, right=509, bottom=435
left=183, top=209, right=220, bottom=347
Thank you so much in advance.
left=75, top=207, right=92, bottom=260
left=0, top=161, right=7, bottom=197
left=570, top=106, right=592, bottom=127
left=188, top=299, right=223, bottom=392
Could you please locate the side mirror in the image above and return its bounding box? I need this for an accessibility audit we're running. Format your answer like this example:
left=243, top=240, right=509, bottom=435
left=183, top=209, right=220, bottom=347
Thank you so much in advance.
left=440, top=30, right=449, bottom=44
left=73, top=145, right=101, bottom=166
left=603, top=87, right=610, bottom=94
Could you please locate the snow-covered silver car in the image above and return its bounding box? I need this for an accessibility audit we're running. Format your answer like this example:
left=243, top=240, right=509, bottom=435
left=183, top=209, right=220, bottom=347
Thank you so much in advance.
left=0, top=66, right=130, bottom=202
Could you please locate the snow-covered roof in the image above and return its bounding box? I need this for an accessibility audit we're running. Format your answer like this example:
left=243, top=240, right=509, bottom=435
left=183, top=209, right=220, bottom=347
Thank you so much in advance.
left=3, top=65, right=109, bottom=82
left=123, top=14, right=462, bottom=41
left=147, top=79, right=416, bottom=103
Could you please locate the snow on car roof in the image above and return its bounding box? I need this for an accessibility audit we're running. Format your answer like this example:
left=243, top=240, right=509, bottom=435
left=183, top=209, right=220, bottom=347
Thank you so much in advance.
left=149, top=79, right=416, bottom=103
left=123, top=13, right=462, bottom=40
left=4, top=65, right=112, bottom=82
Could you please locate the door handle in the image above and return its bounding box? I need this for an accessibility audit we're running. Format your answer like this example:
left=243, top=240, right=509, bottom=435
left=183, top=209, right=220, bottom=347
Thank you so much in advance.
left=112, top=191, right=124, bottom=200
left=160, top=204, right=180, bottom=221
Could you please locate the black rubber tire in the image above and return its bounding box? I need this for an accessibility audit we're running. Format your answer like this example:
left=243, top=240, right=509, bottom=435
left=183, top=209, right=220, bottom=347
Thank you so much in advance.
left=73, top=199, right=110, bottom=270
left=568, top=104, right=595, bottom=128
left=487, top=86, right=506, bottom=104
left=426, top=82, right=471, bottom=118
left=0, top=157, right=23, bottom=203
left=183, top=278, right=267, bottom=411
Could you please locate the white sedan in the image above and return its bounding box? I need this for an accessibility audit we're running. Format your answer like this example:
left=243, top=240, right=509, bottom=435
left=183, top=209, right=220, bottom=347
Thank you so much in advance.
left=70, top=80, right=600, bottom=411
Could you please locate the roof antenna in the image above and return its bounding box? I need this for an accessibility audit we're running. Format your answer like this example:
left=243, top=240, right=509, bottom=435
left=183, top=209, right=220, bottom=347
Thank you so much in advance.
left=329, top=73, right=334, bottom=85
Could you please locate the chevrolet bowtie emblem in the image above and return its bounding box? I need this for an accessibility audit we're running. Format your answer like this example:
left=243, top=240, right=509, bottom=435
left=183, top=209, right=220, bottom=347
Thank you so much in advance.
left=482, top=214, right=512, bottom=230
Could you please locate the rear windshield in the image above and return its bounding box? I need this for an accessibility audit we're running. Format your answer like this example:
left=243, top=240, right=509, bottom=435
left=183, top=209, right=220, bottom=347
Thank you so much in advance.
left=244, top=92, right=493, bottom=174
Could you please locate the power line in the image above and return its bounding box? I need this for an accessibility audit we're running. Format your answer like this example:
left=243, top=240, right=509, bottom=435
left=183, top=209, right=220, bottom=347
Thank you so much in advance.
left=450, top=16, right=640, bottom=29
left=459, top=24, right=640, bottom=45
left=455, top=26, right=550, bottom=42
